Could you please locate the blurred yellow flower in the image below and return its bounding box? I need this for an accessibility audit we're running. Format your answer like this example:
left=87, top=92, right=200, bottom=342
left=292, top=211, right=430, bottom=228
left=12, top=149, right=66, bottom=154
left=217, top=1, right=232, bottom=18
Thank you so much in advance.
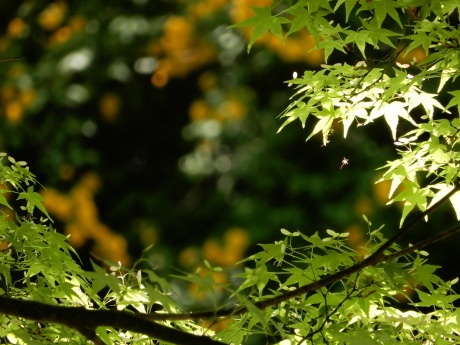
left=7, top=18, right=27, bottom=38
left=66, top=222, right=87, bottom=248
left=19, top=89, right=36, bottom=107
left=225, top=227, right=249, bottom=249
left=267, top=29, right=324, bottom=65
left=151, top=69, right=169, bottom=88
left=189, top=100, right=211, bottom=121
left=50, top=26, right=72, bottom=44
left=161, top=16, right=193, bottom=55
left=178, top=247, right=201, bottom=267
left=42, top=172, right=131, bottom=266
left=230, top=0, right=273, bottom=24
left=68, top=16, right=87, bottom=32
left=216, top=97, right=246, bottom=121
left=345, top=224, right=368, bottom=257
left=353, top=196, right=373, bottom=218
left=38, top=1, right=67, bottom=31
left=189, top=0, right=229, bottom=18
left=149, top=15, right=217, bottom=86
left=202, top=228, right=250, bottom=267
left=42, top=189, right=73, bottom=221
left=373, top=178, right=392, bottom=205
left=1, top=86, right=16, bottom=102
left=5, top=101, right=22, bottom=124
left=99, top=93, right=121, bottom=122
left=203, top=239, right=223, bottom=263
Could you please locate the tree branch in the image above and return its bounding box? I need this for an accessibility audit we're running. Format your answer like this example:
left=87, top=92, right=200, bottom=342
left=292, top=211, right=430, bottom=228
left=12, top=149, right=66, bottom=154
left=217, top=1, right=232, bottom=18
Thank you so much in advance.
left=0, top=297, right=226, bottom=345
left=3, top=186, right=458, bottom=344
left=367, top=183, right=460, bottom=262
left=382, top=222, right=460, bottom=262
left=0, top=56, right=24, bottom=63
left=141, top=184, right=460, bottom=321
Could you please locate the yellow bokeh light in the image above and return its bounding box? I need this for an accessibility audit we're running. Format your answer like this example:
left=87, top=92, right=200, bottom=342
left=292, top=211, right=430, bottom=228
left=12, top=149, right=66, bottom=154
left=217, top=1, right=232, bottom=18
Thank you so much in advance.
left=42, top=173, right=131, bottom=266
left=373, top=179, right=392, bottom=205
left=189, top=100, right=211, bottom=121
left=202, top=227, right=250, bottom=267
left=7, top=18, right=27, bottom=38
left=68, top=16, right=87, bottom=32
left=151, top=69, right=169, bottom=88
left=38, top=1, right=67, bottom=31
left=224, top=227, right=249, bottom=249
left=99, top=93, right=121, bottom=122
left=353, top=196, right=373, bottom=218
left=5, top=101, right=23, bottom=124
left=51, top=26, right=72, bottom=44
left=178, top=247, right=201, bottom=267
left=19, top=89, right=36, bottom=107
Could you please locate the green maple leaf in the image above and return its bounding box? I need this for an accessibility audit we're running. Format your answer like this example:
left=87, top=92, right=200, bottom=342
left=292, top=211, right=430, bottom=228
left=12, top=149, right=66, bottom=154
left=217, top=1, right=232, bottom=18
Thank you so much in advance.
left=404, top=32, right=431, bottom=58
left=345, top=30, right=372, bottom=58
left=446, top=90, right=460, bottom=115
left=369, top=101, right=415, bottom=140
left=334, top=0, right=360, bottom=22
left=18, top=186, right=52, bottom=220
left=0, top=190, right=12, bottom=210
left=358, top=0, right=403, bottom=28
left=230, top=6, right=290, bottom=52
left=391, top=182, right=433, bottom=227
left=286, top=7, right=310, bottom=36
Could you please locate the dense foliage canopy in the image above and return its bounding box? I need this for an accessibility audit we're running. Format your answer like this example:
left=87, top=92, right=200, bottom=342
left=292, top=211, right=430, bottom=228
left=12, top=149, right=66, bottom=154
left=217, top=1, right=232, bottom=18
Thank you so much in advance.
left=1, top=0, right=460, bottom=344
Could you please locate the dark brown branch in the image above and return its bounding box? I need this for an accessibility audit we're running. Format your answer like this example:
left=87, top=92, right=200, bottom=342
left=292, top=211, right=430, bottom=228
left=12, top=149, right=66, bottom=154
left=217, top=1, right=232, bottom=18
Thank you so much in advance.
left=368, top=184, right=460, bottom=261
left=2, top=187, right=458, bottom=345
left=75, top=326, right=105, bottom=345
left=0, top=297, right=226, bottom=345
left=383, top=222, right=460, bottom=262
left=141, top=184, right=460, bottom=321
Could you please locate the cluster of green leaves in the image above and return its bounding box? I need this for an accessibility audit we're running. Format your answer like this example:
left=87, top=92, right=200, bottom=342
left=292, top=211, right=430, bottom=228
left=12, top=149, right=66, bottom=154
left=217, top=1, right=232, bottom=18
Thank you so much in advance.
left=2, top=1, right=460, bottom=344
left=235, top=0, right=460, bottom=227
left=380, top=117, right=460, bottom=225
left=234, top=0, right=459, bottom=60
left=0, top=154, right=83, bottom=343
left=0, top=152, right=459, bottom=345
left=219, top=227, right=460, bottom=345
left=0, top=154, right=188, bottom=344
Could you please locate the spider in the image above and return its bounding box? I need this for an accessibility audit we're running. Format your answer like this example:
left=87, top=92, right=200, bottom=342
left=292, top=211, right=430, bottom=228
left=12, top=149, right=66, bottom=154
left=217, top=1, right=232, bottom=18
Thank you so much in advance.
left=340, top=157, right=349, bottom=169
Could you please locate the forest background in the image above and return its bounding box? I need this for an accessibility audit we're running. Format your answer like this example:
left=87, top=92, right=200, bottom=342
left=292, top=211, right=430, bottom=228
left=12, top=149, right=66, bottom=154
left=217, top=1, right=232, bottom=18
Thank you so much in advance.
left=0, top=0, right=458, bottom=310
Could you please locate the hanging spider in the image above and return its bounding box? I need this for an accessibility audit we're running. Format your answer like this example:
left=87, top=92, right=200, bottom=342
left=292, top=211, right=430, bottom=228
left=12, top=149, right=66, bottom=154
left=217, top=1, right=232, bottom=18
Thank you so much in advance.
left=340, top=157, right=349, bottom=169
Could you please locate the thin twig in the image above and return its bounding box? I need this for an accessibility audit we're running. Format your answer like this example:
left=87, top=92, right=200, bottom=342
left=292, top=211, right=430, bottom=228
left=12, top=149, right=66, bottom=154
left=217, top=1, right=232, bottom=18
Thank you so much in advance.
left=0, top=56, right=24, bottom=63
